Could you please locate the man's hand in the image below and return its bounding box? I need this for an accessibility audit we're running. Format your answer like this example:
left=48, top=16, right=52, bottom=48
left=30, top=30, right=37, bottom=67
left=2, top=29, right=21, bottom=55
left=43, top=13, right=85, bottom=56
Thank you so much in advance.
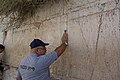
left=16, top=77, right=22, bottom=80
left=61, top=31, right=68, bottom=45
left=55, top=31, right=68, bottom=57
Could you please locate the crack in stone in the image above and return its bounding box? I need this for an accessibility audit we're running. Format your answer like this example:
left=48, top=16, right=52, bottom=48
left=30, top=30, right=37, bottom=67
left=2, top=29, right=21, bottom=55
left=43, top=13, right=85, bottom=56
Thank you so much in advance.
left=114, top=0, right=119, bottom=4
left=90, top=4, right=105, bottom=80
left=90, top=68, right=94, bottom=80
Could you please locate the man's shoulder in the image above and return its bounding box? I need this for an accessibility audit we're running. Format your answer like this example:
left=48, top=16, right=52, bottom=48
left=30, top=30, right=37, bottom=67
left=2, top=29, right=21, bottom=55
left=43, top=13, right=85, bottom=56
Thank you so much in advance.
left=40, top=51, right=57, bottom=58
left=20, top=54, right=30, bottom=64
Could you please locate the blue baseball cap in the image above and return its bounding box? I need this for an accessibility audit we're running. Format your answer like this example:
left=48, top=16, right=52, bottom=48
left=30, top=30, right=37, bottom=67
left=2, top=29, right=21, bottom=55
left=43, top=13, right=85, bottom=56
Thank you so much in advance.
left=30, top=39, right=49, bottom=48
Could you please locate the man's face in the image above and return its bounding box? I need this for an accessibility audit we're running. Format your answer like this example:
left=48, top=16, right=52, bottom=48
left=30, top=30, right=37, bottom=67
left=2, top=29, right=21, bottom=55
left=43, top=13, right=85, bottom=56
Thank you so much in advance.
left=36, top=46, right=46, bottom=55
left=0, top=49, right=4, bottom=53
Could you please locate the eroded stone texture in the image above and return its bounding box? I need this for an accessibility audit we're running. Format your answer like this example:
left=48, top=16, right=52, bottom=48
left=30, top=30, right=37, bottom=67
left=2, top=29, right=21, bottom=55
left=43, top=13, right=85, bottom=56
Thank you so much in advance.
left=1, top=0, right=120, bottom=80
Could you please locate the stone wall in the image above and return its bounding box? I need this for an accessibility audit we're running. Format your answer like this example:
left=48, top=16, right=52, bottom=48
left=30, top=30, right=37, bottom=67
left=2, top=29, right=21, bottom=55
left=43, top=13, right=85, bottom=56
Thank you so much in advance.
left=2, top=0, right=120, bottom=80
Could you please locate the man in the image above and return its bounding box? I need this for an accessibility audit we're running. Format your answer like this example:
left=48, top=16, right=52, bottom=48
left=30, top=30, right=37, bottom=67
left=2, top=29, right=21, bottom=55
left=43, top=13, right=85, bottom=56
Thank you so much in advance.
left=0, top=44, right=5, bottom=53
left=0, top=44, right=10, bottom=72
left=16, top=31, right=68, bottom=80
left=0, top=44, right=5, bottom=72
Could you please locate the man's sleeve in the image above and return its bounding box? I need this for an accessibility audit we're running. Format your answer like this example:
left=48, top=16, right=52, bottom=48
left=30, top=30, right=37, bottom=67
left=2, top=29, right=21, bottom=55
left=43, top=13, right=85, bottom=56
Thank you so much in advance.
left=16, top=70, right=22, bottom=79
left=39, top=51, right=58, bottom=67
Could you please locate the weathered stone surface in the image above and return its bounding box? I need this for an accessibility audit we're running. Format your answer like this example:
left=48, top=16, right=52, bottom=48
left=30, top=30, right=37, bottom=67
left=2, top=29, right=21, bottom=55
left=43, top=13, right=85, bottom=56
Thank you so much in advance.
left=0, top=0, right=119, bottom=80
